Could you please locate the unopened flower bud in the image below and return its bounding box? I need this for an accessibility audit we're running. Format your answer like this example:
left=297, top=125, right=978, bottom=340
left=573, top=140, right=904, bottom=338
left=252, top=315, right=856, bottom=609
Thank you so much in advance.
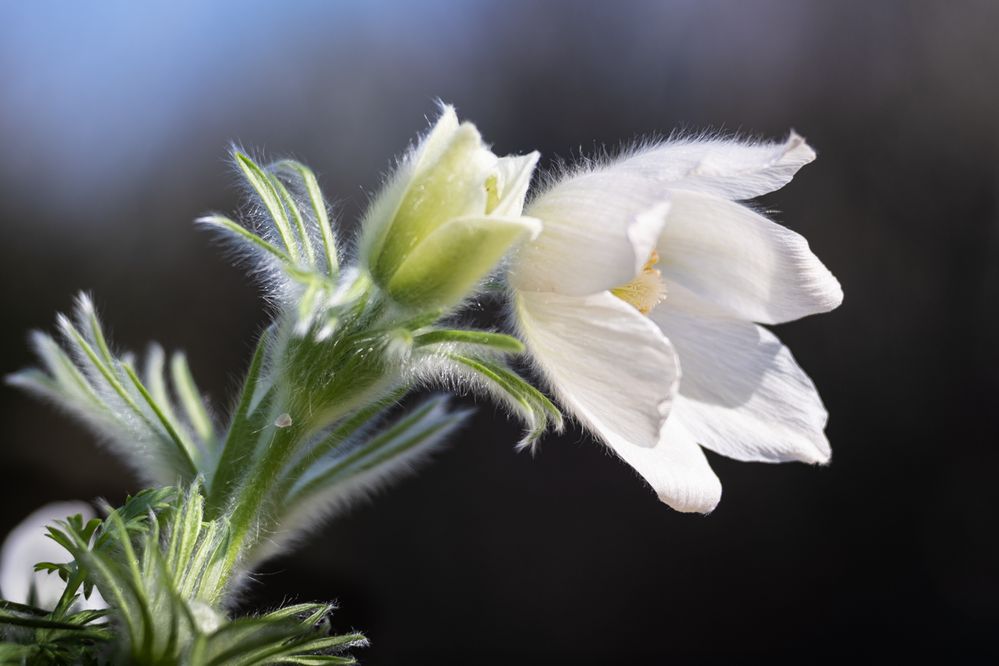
left=362, top=106, right=541, bottom=310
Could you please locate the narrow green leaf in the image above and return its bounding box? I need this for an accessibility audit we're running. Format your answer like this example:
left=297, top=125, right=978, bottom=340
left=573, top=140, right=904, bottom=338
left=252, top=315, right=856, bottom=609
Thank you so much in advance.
left=219, top=630, right=366, bottom=666
left=81, top=296, right=116, bottom=369
left=63, top=529, right=139, bottom=643
left=447, top=353, right=535, bottom=423
left=170, top=486, right=204, bottom=576
left=0, top=611, right=99, bottom=631
left=0, top=599, right=49, bottom=617
left=199, top=215, right=292, bottom=264
left=268, top=171, right=316, bottom=267
left=296, top=279, right=321, bottom=334
left=123, top=362, right=198, bottom=477
left=414, top=329, right=525, bottom=353
left=145, top=344, right=181, bottom=429
left=260, top=603, right=334, bottom=622
left=170, top=352, right=214, bottom=444
left=64, top=608, right=110, bottom=625
left=106, top=511, right=157, bottom=661
left=277, top=388, right=406, bottom=499
left=202, top=618, right=311, bottom=666
left=290, top=397, right=466, bottom=504
left=33, top=332, right=102, bottom=405
left=445, top=353, right=562, bottom=445
left=277, top=160, right=339, bottom=277
left=234, top=152, right=300, bottom=260
left=452, top=354, right=560, bottom=423
left=60, top=316, right=146, bottom=423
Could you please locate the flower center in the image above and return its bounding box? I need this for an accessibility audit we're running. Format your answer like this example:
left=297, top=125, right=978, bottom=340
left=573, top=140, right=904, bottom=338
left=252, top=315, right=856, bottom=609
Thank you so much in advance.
left=611, top=251, right=667, bottom=315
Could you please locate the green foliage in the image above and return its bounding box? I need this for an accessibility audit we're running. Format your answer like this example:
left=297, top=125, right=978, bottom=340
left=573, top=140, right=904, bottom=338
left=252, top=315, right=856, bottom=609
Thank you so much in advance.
left=7, top=299, right=216, bottom=487
left=38, top=488, right=174, bottom=603
left=200, top=153, right=344, bottom=338
left=193, top=153, right=560, bottom=557
left=0, top=599, right=110, bottom=666
left=1, top=486, right=365, bottom=665
left=5, top=146, right=562, bottom=664
left=443, top=353, right=563, bottom=448
left=187, top=603, right=364, bottom=666
left=282, top=396, right=471, bottom=522
left=8, top=150, right=561, bottom=549
left=412, top=329, right=525, bottom=353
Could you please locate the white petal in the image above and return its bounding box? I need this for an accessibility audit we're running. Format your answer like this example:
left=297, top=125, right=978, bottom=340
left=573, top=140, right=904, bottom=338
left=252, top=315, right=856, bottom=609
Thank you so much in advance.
left=610, top=415, right=722, bottom=513
left=491, top=152, right=540, bottom=217
left=652, top=307, right=832, bottom=464
left=412, top=104, right=461, bottom=172
left=515, top=290, right=678, bottom=449
left=360, top=104, right=478, bottom=265
left=616, top=132, right=815, bottom=200
left=512, top=170, right=670, bottom=295
left=658, top=190, right=842, bottom=325
left=1, top=501, right=106, bottom=610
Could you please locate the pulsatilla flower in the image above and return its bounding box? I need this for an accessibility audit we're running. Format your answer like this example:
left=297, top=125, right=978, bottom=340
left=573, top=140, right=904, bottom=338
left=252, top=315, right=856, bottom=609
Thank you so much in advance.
left=511, top=134, right=842, bottom=513
left=0, top=104, right=848, bottom=665
left=362, top=105, right=541, bottom=310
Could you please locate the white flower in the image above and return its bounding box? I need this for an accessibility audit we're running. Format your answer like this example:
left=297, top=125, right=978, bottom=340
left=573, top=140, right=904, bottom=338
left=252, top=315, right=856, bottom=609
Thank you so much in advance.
left=511, top=133, right=842, bottom=513
left=0, top=501, right=106, bottom=610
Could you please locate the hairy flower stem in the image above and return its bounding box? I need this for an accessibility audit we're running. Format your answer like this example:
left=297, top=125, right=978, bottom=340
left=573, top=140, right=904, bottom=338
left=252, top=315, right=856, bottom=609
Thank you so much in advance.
left=208, top=283, right=403, bottom=577
left=203, top=330, right=273, bottom=518
left=220, top=423, right=301, bottom=573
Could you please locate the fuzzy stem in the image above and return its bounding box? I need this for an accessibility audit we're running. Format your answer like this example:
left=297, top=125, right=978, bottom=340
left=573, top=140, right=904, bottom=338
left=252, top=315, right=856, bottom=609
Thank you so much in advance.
left=220, top=419, right=300, bottom=574
left=208, top=276, right=401, bottom=577
left=204, top=328, right=272, bottom=517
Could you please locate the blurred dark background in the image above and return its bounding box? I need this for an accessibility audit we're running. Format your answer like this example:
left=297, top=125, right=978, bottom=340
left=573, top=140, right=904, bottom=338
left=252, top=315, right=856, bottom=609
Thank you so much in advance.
left=2, top=0, right=997, bottom=662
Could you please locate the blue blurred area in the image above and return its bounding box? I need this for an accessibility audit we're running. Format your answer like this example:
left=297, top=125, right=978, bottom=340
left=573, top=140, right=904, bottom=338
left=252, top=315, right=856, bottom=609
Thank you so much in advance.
left=3, top=0, right=929, bottom=221
left=1, top=0, right=400, bottom=217
left=1, top=1, right=997, bottom=663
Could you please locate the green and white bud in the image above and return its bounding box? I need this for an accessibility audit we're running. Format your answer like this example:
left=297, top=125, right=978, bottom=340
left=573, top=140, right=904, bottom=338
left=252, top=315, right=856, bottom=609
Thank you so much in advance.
left=362, top=105, right=541, bottom=310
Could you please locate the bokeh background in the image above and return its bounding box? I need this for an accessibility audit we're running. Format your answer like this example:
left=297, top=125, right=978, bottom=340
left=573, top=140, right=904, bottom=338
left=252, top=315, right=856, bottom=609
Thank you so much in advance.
left=2, top=0, right=997, bottom=662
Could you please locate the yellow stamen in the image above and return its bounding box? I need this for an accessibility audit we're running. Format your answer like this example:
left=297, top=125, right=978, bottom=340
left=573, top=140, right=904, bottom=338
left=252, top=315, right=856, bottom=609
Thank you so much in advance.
left=611, top=251, right=667, bottom=315
left=484, top=174, right=500, bottom=214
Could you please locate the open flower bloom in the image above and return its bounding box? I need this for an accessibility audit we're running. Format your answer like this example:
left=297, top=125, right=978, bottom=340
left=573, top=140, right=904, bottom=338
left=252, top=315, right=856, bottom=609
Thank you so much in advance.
left=510, top=134, right=842, bottom=513
left=1, top=501, right=106, bottom=610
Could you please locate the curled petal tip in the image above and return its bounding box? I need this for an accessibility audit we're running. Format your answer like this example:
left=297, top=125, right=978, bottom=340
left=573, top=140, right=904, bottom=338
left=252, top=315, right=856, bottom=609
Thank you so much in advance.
left=803, top=443, right=832, bottom=466
left=785, top=130, right=816, bottom=164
